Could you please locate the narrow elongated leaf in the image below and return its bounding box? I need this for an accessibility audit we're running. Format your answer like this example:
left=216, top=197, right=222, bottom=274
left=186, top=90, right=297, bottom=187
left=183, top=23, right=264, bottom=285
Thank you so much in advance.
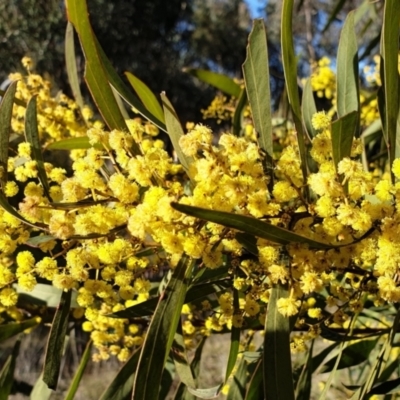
left=125, top=72, right=165, bottom=124
left=310, top=342, right=339, bottom=374
left=232, top=88, right=247, bottom=136
left=15, top=283, right=79, bottom=308
left=225, top=290, right=240, bottom=381
left=66, top=0, right=141, bottom=154
left=320, top=339, right=378, bottom=373
left=30, top=373, right=53, bottom=400
left=367, top=377, right=400, bottom=395
left=380, top=0, right=400, bottom=165
left=98, top=44, right=166, bottom=131
left=132, top=255, right=194, bottom=400
left=47, top=136, right=103, bottom=150
left=159, top=358, right=175, bottom=400
left=112, top=86, right=130, bottom=120
left=227, top=356, right=247, bottom=400
left=112, top=280, right=230, bottom=319
left=43, top=290, right=72, bottom=390
left=25, top=96, right=51, bottom=199
left=0, top=80, right=17, bottom=191
left=0, top=88, right=25, bottom=108
left=331, top=111, right=359, bottom=170
left=294, top=341, right=313, bottom=400
left=302, top=78, right=317, bottom=139
left=100, top=349, right=140, bottom=400
left=352, top=309, right=400, bottom=399
left=0, top=318, right=39, bottom=342
left=184, top=68, right=241, bottom=98
left=171, top=324, right=196, bottom=389
left=322, top=0, right=346, bottom=33
left=161, top=93, right=193, bottom=175
left=243, top=19, right=273, bottom=184
left=244, top=359, right=263, bottom=400
left=174, top=337, right=206, bottom=400
left=264, top=284, right=295, bottom=400
left=49, top=199, right=109, bottom=210
left=235, top=233, right=258, bottom=256
left=66, top=0, right=130, bottom=132
left=171, top=203, right=336, bottom=249
left=65, top=22, right=84, bottom=110
left=64, top=340, right=92, bottom=400
left=336, top=11, right=360, bottom=127
left=0, top=339, right=20, bottom=400
left=65, top=0, right=156, bottom=151
left=281, top=0, right=308, bottom=186
left=0, top=191, right=47, bottom=230
left=187, top=385, right=222, bottom=399
left=25, top=235, right=56, bottom=248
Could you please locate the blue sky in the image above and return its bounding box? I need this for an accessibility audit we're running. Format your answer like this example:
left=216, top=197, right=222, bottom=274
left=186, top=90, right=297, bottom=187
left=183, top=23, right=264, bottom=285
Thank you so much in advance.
left=245, top=0, right=266, bottom=18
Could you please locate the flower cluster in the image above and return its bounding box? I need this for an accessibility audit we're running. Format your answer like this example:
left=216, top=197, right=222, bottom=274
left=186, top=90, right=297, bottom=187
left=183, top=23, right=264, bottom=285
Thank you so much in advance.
left=1, top=56, right=399, bottom=360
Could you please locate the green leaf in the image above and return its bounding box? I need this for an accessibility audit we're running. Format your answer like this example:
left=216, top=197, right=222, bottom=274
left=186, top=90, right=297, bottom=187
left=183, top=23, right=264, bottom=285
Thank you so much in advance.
left=380, top=0, right=400, bottom=165
left=225, top=290, right=240, bottom=381
left=30, top=373, right=53, bottom=400
left=15, top=283, right=79, bottom=308
left=47, top=136, right=103, bottom=150
left=65, top=0, right=131, bottom=134
left=235, top=233, right=259, bottom=256
left=173, top=337, right=206, bottom=400
left=89, top=27, right=165, bottom=131
left=310, top=342, right=339, bottom=374
left=0, top=318, right=39, bottom=342
left=0, top=339, right=20, bottom=400
left=232, top=88, right=247, bottom=136
left=125, top=72, right=165, bottom=124
left=320, top=339, right=378, bottom=373
left=294, top=341, right=313, bottom=400
left=171, top=202, right=335, bottom=249
left=171, top=324, right=196, bottom=389
left=264, top=284, right=294, bottom=400
left=336, top=11, right=360, bottom=125
left=227, top=356, right=247, bottom=400
left=49, top=199, right=109, bottom=210
left=184, top=68, right=241, bottom=98
left=242, top=19, right=273, bottom=185
left=351, top=309, right=400, bottom=399
left=25, top=235, right=57, bottom=248
left=322, top=0, right=346, bottom=33
left=244, top=359, right=263, bottom=400
left=65, top=22, right=84, bottom=110
left=161, top=93, right=193, bottom=176
left=65, top=0, right=160, bottom=148
left=281, top=0, right=308, bottom=187
left=331, top=111, right=359, bottom=170
left=25, top=96, right=51, bottom=199
left=112, top=85, right=130, bottom=120
left=64, top=340, right=92, bottom=400
left=43, top=290, right=72, bottom=390
left=0, top=80, right=18, bottom=191
left=301, top=78, right=317, bottom=139
left=0, top=191, right=47, bottom=230
left=367, top=377, right=400, bottom=395
left=111, top=279, right=230, bottom=319
left=99, top=349, right=140, bottom=400
left=132, top=255, right=194, bottom=400
left=159, top=358, right=175, bottom=400
left=0, top=89, right=26, bottom=108
left=187, top=385, right=222, bottom=399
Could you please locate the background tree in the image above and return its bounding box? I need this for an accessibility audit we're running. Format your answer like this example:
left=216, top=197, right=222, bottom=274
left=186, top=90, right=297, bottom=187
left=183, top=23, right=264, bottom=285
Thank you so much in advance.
left=0, top=0, right=256, bottom=123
